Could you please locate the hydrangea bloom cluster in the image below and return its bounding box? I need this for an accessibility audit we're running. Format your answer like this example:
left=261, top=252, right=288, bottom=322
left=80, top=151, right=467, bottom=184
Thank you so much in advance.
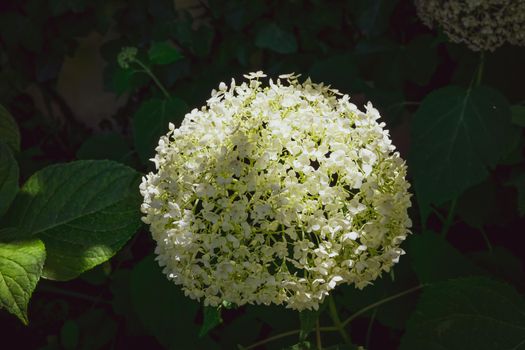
left=415, top=0, right=525, bottom=51
left=140, top=72, right=412, bottom=310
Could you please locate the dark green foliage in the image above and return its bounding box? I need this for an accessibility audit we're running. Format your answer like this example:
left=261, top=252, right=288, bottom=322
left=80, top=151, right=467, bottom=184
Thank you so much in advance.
left=0, top=0, right=524, bottom=349
left=401, top=277, right=525, bottom=350
left=132, top=97, right=188, bottom=165
left=0, top=143, right=19, bottom=217
left=410, top=86, right=519, bottom=218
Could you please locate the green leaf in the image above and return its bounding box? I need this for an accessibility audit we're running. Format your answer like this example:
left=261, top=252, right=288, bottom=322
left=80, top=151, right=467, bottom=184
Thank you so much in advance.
left=0, top=239, right=46, bottom=324
left=76, top=132, right=130, bottom=161
left=133, top=97, right=187, bottom=165
left=0, top=104, right=20, bottom=152
left=148, top=41, right=183, bottom=65
left=255, top=22, right=298, bottom=54
left=111, top=67, right=135, bottom=95
left=2, top=160, right=141, bottom=280
left=60, top=320, right=80, bottom=350
left=468, top=247, right=524, bottom=285
left=0, top=143, right=19, bottom=217
left=40, top=191, right=141, bottom=280
left=456, top=178, right=516, bottom=228
left=401, top=277, right=525, bottom=350
left=75, top=309, right=117, bottom=350
left=511, top=105, right=525, bottom=127
left=131, top=256, right=213, bottom=349
left=410, top=86, right=519, bottom=216
left=199, top=306, right=222, bottom=337
left=408, top=231, right=485, bottom=284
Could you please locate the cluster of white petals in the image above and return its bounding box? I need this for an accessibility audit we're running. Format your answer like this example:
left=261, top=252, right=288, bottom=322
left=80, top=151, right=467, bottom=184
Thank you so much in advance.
left=140, top=72, right=412, bottom=310
left=415, top=0, right=525, bottom=51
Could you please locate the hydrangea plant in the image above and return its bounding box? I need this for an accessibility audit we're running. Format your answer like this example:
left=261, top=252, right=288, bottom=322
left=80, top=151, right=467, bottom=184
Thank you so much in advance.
left=140, top=72, right=412, bottom=310
left=415, top=0, right=525, bottom=51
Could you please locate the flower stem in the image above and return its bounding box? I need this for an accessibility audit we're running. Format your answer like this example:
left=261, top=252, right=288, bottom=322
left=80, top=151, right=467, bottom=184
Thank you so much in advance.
left=132, top=58, right=171, bottom=100
left=243, top=330, right=300, bottom=349
left=327, top=295, right=351, bottom=345
left=365, top=307, right=377, bottom=349
left=243, top=285, right=425, bottom=349
left=316, top=319, right=322, bottom=350
left=475, top=52, right=485, bottom=86
left=480, top=227, right=493, bottom=253
left=341, top=284, right=425, bottom=328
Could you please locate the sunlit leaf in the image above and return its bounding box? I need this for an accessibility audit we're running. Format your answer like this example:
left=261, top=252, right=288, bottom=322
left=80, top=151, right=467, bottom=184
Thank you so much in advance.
left=0, top=239, right=45, bottom=324
left=2, top=160, right=141, bottom=280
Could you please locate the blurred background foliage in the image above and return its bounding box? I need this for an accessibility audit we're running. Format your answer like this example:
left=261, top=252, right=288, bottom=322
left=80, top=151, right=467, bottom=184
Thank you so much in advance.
left=0, top=0, right=524, bottom=349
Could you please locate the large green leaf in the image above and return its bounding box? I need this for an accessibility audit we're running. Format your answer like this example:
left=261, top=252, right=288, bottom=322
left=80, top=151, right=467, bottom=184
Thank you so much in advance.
left=2, top=160, right=141, bottom=280
left=456, top=178, right=516, bottom=228
left=133, top=97, right=187, bottom=165
left=408, top=231, right=485, bottom=284
left=255, top=22, right=297, bottom=54
left=0, top=239, right=46, bottom=324
left=410, top=86, right=519, bottom=216
left=131, top=256, right=213, bottom=349
left=41, top=192, right=141, bottom=280
left=0, top=143, right=19, bottom=217
left=401, top=277, right=525, bottom=350
left=0, top=104, right=20, bottom=152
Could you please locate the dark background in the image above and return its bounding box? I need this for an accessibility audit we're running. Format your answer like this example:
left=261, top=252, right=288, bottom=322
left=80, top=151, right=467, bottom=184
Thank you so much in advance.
left=1, top=0, right=524, bottom=349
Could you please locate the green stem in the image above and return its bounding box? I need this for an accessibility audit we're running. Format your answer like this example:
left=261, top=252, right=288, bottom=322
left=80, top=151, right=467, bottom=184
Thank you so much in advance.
left=327, top=295, right=351, bottom=345
left=341, top=284, right=425, bottom=328
left=365, top=307, right=377, bottom=349
left=480, top=227, right=493, bottom=253
left=39, top=285, right=111, bottom=305
left=243, top=285, right=425, bottom=349
left=475, top=52, right=485, bottom=86
left=430, top=205, right=446, bottom=223
left=441, top=198, right=457, bottom=237
left=243, top=330, right=300, bottom=349
left=316, top=319, right=322, bottom=350
left=132, top=59, right=171, bottom=99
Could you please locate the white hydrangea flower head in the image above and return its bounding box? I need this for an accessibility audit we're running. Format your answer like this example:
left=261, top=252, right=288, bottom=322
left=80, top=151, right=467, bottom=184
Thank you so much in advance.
left=139, top=72, right=412, bottom=311
left=415, top=0, right=525, bottom=51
